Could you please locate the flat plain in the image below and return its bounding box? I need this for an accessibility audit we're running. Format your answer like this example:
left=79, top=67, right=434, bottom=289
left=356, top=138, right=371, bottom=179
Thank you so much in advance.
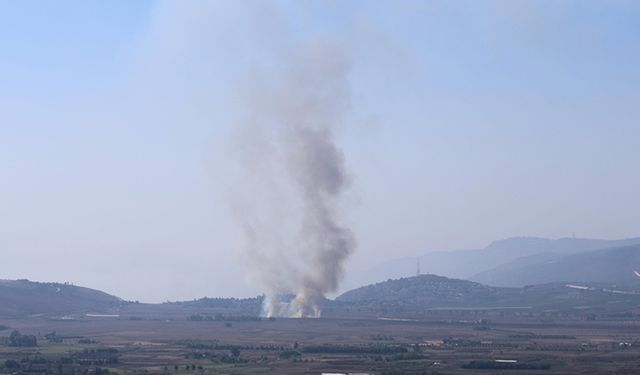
left=3, top=307, right=640, bottom=375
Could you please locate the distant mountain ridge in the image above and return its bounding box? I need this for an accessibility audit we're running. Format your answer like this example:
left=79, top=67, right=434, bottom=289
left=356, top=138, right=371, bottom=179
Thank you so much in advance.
left=3, top=270, right=640, bottom=319
left=3, top=237, right=640, bottom=318
left=0, top=279, right=123, bottom=317
left=470, top=244, right=640, bottom=287
left=344, top=236, right=640, bottom=290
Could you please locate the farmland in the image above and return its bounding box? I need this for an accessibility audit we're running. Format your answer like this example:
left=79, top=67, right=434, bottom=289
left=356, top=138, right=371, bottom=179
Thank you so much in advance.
left=2, top=308, right=640, bottom=374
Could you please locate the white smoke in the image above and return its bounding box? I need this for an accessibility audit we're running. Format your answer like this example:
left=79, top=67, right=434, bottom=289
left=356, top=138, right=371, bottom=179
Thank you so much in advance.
left=235, top=42, right=355, bottom=318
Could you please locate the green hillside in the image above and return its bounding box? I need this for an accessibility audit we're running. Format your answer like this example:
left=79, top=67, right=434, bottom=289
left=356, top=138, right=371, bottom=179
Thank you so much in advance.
left=0, top=279, right=123, bottom=317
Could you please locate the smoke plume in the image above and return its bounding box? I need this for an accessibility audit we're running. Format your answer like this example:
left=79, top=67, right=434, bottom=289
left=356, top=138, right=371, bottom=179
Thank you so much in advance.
left=236, top=42, right=355, bottom=318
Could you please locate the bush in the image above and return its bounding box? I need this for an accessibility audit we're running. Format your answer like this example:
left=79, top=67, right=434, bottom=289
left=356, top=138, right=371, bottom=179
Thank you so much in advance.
left=4, top=359, right=19, bottom=369
left=301, top=344, right=408, bottom=355
left=8, top=331, right=37, bottom=347
left=279, top=350, right=301, bottom=359
left=462, top=360, right=550, bottom=370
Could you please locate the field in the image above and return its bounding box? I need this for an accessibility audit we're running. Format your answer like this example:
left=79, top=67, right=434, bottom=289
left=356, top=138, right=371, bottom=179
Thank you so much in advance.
left=2, top=308, right=640, bottom=375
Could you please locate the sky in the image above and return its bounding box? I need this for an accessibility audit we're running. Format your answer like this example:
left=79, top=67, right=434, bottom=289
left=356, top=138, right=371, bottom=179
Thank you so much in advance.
left=1, top=0, right=639, bottom=302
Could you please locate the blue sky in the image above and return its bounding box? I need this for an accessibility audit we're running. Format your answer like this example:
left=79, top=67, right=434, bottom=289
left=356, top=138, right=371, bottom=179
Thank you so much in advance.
left=1, top=1, right=639, bottom=301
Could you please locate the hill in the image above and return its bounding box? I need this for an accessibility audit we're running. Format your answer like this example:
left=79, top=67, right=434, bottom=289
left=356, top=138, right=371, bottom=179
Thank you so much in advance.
left=338, top=274, right=509, bottom=308
left=343, top=236, right=640, bottom=290
left=470, top=244, right=640, bottom=287
left=0, top=279, right=123, bottom=318
left=337, top=274, right=640, bottom=312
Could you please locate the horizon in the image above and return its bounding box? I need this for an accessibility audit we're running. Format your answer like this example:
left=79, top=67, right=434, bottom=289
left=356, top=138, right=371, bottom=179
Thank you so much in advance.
left=3, top=233, right=638, bottom=303
left=1, top=1, right=639, bottom=302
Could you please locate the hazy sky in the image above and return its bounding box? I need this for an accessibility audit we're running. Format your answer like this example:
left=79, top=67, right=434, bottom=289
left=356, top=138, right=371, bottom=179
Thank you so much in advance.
left=1, top=1, right=639, bottom=302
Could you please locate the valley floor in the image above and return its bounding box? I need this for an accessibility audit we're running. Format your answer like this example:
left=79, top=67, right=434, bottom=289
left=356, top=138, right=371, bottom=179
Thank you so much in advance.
left=2, top=310, right=640, bottom=374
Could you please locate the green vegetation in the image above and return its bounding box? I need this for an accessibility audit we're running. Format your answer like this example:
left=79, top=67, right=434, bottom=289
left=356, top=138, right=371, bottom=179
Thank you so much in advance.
left=8, top=330, right=37, bottom=347
left=0, top=279, right=123, bottom=318
left=0, top=345, right=119, bottom=375
left=301, top=344, right=408, bottom=354
left=509, top=333, right=576, bottom=340
left=278, top=350, right=301, bottom=359
left=336, top=274, right=640, bottom=314
left=188, top=314, right=261, bottom=322
left=462, top=360, right=551, bottom=370
left=370, top=334, right=395, bottom=341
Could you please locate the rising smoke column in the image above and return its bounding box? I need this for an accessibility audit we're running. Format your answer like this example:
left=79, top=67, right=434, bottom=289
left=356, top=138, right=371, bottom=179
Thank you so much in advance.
left=237, top=42, right=355, bottom=318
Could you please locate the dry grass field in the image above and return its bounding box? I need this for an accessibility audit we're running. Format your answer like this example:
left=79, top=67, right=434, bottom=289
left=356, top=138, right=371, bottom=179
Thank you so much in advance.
left=3, top=309, right=640, bottom=374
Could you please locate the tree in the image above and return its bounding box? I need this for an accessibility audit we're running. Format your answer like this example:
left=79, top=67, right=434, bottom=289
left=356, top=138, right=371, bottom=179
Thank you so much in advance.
left=8, top=330, right=37, bottom=347
left=4, top=359, right=19, bottom=369
left=231, top=348, right=241, bottom=357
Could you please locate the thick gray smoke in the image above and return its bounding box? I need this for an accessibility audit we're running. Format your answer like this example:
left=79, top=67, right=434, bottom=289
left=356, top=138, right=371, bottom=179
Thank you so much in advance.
left=236, top=42, right=355, bottom=318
